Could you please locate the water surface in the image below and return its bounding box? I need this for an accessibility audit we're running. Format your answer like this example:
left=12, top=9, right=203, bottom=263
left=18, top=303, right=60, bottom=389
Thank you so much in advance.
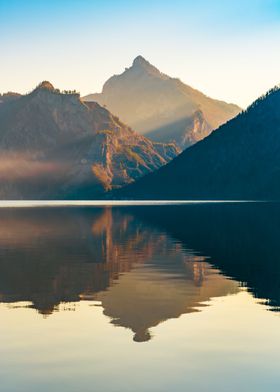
left=1, top=203, right=280, bottom=391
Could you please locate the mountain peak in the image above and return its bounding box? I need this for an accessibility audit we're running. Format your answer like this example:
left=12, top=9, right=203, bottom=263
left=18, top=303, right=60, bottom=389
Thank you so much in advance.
left=36, top=81, right=55, bottom=91
left=83, top=58, right=241, bottom=151
left=131, top=56, right=162, bottom=75
left=132, top=55, right=151, bottom=67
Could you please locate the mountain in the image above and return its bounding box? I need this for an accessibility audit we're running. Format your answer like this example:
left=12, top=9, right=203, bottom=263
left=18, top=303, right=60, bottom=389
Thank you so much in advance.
left=116, top=86, right=280, bottom=200
left=0, top=81, right=178, bottom=199
left=0, top=92, right=21, bottom=104
left=84, top=56, right=241, bottom=150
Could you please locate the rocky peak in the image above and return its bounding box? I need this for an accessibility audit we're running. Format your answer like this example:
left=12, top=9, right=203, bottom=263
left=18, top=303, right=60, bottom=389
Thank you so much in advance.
left=36, top=81, right=55, bottom=91
left=133, top=55, right=152, bottom=68
left=131, top=55, right=164, bottom=77
left=0, top=81, right=179, bottom=199
left=30, top=81, right=57, bottom=99
left=30, top=81, right=81, bottom=105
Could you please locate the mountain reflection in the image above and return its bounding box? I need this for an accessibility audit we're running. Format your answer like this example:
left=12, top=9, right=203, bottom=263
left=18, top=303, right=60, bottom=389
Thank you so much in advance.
left=131, top=203, right=280, bottom=311
left=1, top=203, right=280, bottom=341
left=0, top=207, right=239, bottom=341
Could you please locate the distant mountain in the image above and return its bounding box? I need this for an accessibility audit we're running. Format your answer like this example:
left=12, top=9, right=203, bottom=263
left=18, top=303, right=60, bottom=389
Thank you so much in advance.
left=84, top=56, right=241, bottom=150
left=0, top=81, right=178, bottom=199
left=116, top=86, right=280, bottom=200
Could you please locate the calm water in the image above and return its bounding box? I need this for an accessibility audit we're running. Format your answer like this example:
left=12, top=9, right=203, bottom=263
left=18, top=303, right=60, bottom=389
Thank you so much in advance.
left=1, top=203, right=280, bottom=391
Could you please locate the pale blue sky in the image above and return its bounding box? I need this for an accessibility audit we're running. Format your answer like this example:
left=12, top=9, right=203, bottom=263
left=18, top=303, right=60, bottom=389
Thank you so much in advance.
left=1, top=0, right=280, bottom=107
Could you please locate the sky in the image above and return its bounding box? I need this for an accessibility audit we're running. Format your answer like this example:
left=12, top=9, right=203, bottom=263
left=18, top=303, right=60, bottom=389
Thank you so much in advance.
left=1, top=0, right=280, bottom=107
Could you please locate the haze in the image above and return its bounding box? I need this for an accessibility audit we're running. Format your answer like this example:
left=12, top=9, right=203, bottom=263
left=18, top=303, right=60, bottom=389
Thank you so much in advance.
left=1, top=0, right=280, bottom=107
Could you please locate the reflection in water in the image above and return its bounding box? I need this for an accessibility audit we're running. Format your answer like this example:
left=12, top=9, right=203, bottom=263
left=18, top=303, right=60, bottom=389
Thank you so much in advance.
left=95, top=262, right=237, bottom=342
left=133, top=203, right=280, bottom=310
left=1, top=204, right=280, bottom=392
left=0, top=204, right=279, bottom=324
left=0, top=207, right=238, bottom=341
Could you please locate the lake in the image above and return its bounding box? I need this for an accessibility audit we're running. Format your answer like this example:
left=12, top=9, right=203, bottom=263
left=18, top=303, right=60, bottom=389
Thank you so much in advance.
left=0, top=202, right=280, bottom=392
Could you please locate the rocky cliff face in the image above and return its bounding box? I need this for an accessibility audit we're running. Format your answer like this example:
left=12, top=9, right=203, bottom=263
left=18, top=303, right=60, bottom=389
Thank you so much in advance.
left=146, top=109, right=212, bottom=148
left=0, top=82, right=179, bottom=199
left=84, top=56, right=241, bottom=150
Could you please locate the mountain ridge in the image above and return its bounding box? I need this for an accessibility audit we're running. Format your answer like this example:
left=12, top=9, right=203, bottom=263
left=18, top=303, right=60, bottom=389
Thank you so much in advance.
left=115, top=85, right=280, bottom=200
left=84, top=56, right=241, bottom=150
left=0, top=81, right=179, bottom=199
